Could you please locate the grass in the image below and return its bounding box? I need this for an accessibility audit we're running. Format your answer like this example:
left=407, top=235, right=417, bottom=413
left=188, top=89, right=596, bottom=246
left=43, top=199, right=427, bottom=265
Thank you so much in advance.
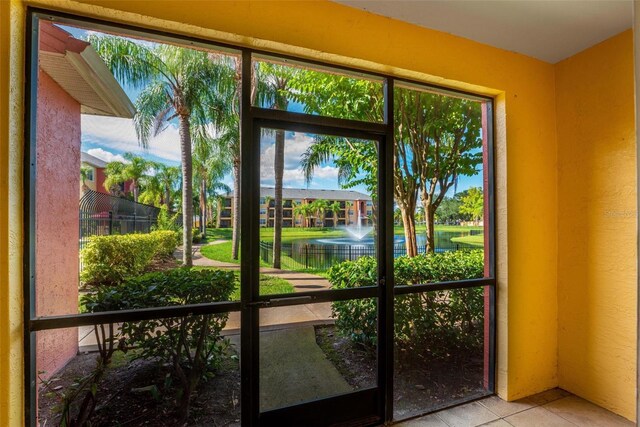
left=259, top=227, right=345, bottom=243
left=200, top=241, right=239, bottom=264
left=230, top=274, right=294, bottom=300
left=450, top=234, right=484, bottom=247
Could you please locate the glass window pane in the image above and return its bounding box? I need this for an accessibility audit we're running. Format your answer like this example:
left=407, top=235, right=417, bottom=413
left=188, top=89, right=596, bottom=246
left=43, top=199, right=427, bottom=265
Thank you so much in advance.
left=258, top=128, right=378, bottom=292
left=393, top=287, right=490, bottom=419
left=37, top=314, right=240, bottom=425
left=393, top=84, right=489, bottom=284
left=259, top=298, right=377, bottom=412
left=33, top=19, right=241, bottom=316
left=252, top=56, right=384, bottom=123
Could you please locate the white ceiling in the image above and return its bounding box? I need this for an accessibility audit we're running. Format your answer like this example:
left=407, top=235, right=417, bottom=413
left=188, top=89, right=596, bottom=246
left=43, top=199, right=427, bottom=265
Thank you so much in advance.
left=334, top=0, right=633, bottom=63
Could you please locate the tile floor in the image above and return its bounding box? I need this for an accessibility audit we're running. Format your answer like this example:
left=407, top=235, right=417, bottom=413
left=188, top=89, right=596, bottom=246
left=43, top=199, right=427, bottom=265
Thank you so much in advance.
left=395, top=389, right=634, bottom=427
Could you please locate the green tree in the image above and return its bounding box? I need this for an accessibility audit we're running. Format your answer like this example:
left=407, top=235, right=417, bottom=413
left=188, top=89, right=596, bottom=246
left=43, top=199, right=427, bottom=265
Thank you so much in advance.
left=311, top=199, right=329, bottom=227
left=90, top=35, right=230, bottom=266
left=328, top=201, right=342, bottom=227
left=459, top=187, right=484, bottom=222
left=138, top=171, right=163, bottom=206
left=155, top=164, right=181, bottom=210
left=80, top=166, right=91, bottom=193
left=395, top=88, right=482, bottom=253
left=103, top=160, right=126, bottom=197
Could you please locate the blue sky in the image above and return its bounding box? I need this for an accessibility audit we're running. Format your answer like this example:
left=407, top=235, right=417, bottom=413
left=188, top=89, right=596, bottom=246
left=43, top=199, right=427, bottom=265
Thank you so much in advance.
left=63, top=24, right=483, bottom=198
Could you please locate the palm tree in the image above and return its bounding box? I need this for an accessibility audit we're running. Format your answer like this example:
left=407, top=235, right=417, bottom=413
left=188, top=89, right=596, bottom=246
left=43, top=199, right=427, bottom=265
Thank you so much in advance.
left=255, top=62, right=297, bottom=268
left=344, top=201, right=352, bottom=226
left=329, top=201, right=342, bottom=228
left=139, top=172, right=163, bottom=206
left=263, top=195, right=273, bottom=226
left=80, top=166, right=91, bottom=193
left=311, top=199, right=329, bottom=227
left=193, top=131, right=231, bottom=234
left=103, top=161, right=126, bottom=197
left=90, top=35, right=229, bottom=267
left=120, top=153, right=150, bottom=203
left=155, top=164, right=180, bottom=209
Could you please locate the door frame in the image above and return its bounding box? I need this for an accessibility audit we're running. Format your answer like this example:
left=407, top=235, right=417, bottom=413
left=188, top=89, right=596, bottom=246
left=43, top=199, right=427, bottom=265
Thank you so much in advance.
left=240, top=103, right=394, bottom=425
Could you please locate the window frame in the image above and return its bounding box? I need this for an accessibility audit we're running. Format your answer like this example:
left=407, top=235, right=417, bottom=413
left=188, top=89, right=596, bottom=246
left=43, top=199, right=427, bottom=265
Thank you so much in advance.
left=24, top=7, right=496, bottom=426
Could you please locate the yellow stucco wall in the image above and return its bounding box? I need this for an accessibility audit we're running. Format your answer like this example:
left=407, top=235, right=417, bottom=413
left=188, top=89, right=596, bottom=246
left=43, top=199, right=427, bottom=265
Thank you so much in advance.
left=556, top=30, right=637, bottom=421
left=1, top=1, right=25, bottom=426
left=4, top=0, right=614, bottom=425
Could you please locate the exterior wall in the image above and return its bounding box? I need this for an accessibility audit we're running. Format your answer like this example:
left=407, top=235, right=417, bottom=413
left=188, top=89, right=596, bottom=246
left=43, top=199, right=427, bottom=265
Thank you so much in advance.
left=555, top=30, right=637, bottom=420
left=35, top=67, right=80, bottom=377
left=221, top=196, right=369, bottom=228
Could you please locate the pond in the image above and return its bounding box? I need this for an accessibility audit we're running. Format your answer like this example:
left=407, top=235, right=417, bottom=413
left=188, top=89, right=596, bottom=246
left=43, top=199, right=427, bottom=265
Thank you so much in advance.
left=259, top=228, right=483, bottom=270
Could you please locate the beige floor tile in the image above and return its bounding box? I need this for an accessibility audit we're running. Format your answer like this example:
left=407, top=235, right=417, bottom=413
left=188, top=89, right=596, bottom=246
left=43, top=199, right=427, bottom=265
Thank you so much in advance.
left=544, top=396, right=634, bottom=426
left=478, top=420, right=513, bottom=427
left=395, top=414, right=449, bottom=427
left=526, top=388, right=571, bottom=406
left=436, top=401, right=500, bottom=427
left=479, top=396, right=535, bottom=417
left=505, top=406, right=575, bottom=427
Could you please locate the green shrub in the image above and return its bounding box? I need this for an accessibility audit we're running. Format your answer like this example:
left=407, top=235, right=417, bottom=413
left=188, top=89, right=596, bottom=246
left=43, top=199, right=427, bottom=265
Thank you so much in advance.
left=80, top=230, right=180, bottom=287
left=152, top=205, right=181, bottom=232
left=82, top=268, right=236, bottom=420
left=329, top=250, right=485, bottom=356
left=153, top=230, right=181, bottom=259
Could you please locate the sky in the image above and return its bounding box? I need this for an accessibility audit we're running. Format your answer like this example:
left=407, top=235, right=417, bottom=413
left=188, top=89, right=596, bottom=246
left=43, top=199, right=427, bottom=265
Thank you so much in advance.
left=62, top=23, right=483, bottom=198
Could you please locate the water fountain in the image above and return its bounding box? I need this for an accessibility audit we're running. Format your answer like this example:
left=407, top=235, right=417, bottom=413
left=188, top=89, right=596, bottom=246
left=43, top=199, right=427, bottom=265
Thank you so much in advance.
left=343, top=215, right=373, bottom=241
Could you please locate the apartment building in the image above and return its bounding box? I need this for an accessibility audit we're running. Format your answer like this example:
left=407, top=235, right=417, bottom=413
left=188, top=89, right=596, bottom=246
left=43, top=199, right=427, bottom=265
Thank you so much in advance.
left=219, top=187, right=373, bottom=228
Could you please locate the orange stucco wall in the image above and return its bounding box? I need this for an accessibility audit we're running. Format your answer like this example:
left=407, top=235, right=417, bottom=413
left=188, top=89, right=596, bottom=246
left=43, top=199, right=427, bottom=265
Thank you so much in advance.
left=556, top=30, right=637, bottom=420
left=35, top=68, right=80, bottom=378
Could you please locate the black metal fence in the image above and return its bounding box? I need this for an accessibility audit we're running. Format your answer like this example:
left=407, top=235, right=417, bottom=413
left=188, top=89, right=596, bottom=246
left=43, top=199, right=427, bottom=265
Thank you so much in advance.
left=259, top=241, right=479, bottom=271
left=79, top=190, right=174, bottom=266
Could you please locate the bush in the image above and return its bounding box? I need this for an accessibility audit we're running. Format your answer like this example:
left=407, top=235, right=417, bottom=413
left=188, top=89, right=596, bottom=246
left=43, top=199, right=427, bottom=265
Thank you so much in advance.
left=329, top=250, right=485, bottom=356
left=82, top=268, right=236, bottom=419
left=152, top=205, right=181, bottom=233
left=80, top=230, right=179, bottom=287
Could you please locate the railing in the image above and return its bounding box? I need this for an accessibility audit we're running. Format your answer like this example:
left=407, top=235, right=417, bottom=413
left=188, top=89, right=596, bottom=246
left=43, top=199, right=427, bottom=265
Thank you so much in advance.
left=259, top=241, right=479, bottom=271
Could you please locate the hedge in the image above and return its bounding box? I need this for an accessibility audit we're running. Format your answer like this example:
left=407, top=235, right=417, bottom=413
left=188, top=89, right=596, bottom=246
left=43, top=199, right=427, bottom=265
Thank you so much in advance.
left=80, top=230, right=180, bottom=287
left=329, top=250, right=485, bottom=356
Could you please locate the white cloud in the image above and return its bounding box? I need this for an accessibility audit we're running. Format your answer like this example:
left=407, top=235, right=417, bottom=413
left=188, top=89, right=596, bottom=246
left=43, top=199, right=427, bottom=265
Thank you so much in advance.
left=260, top=131, right=329, bottom=186
left=86, top=148, right=126, bottom=163
left=81, top=115, right=182, bottom=162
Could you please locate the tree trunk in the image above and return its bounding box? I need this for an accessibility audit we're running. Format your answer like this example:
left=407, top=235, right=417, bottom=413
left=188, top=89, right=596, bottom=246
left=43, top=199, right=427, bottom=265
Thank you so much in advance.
left=400, top=207, right=418, bottom=257
left=132, top=182, right=139, bottom=203
left=231, top=157, right=241, bottom=260
left=273, top=129, right=285, bottom=269
left=200, top=178, right=207, bottom=235
left=164, top=187, right=171, bottom=210
left=424, top=202, right=436, bottom=253
left=179, top=115, right=193, bottom=266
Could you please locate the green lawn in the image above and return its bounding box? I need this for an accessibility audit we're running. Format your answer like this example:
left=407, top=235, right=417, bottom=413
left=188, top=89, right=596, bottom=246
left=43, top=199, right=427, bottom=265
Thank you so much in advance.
left=259, top=227, right=345, bottom=243
left=393, top=224, right=484, bottom=235
left=450, top=234, right=484, bottom=247
left=200, top=241, right=239, bottom=264
left=230, top=274, right=294, bottom=300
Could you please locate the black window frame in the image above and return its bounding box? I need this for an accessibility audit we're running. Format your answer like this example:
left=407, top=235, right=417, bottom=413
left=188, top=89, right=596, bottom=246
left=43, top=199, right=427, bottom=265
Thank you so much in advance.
left=24, top=7, right=496, bottom=426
